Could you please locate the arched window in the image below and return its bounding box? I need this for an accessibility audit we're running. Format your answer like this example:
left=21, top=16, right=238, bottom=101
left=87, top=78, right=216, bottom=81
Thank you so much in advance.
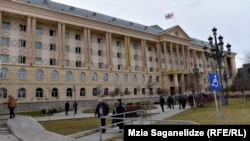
left=51, top=88, right=58, bottom=97
left=0, top=88, right=7, bottom=98
left=66, top=71, right=73, bottom=81
left=80, top=72, right=85, bottom=81
left=104, top=88, right=109, bottom=96
left=124, top=88, right=129, bottom=95
left=124, top=74, right=128, bottom=82
left=134, top=88, right=137, bottom=95
left=18, top=88, right=26, bottom=98
left=115, top=88, right=119, bottom=95
left=36, top=70, right=44, bottom=80
left=113, top=74, right=118, bottom=82
left=142, top=88, right=145, bottom=95
left=51, top=70, right=58, bottom=80
left=92, top=72, right=97, bottom=81
left=66, top=88, right=73, bottom=97
left=133, top=75, right=137, bottom=82
left=80, top=88, right=85, bottom=96
left=18, top=69, right=26, bottom=79
left=103, top=73, right=108, bottom=81
left=0, top=68, right=8, bottom=79
left=36, top=88, right=43, bottom=97
left=141, top=75, right=145, bottom=83
left=93, top=88, right=97, bottom=96
left=156, top=76, right=159, bottom=83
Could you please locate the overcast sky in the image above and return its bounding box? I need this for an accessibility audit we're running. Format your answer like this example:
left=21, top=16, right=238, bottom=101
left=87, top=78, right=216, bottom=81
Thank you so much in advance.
left=52, top=0, right=250, bottom=68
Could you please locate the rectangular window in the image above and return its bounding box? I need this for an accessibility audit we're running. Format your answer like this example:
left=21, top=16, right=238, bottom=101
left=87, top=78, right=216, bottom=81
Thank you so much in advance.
left=35, top=42, right=42, bottom=49
left=18, top=56, right=26, bottom=64
left=18, top=39, right=26, bottom=48
left=36, top=27, right=42, bottom=35
left=50, top=44, right=56, bottom=51
left=1, top=37, right=10, bottom=47
left=75, top=34, right=81, bottom=40
left=117, top=41, right=121, bottom=47
left=117, top=52, right=122, bottom=58
left=50, top=58, right=56, bottom=66
left=76, top=61, right=82, bottom=67
left=133, top=44, right=138, bottom=50
left=76, top=47, right=81, bottom=54
left=65, top=32, right=69, bottom=39
left=118, top=64, right=122, bottom=70
left=156, top=58, right=158, bottom=62
left=135, top=66, right=139, bottom=71
left=0, top=55, right=9, bottom=63
left=149, top=57, right=153, bottom=62
left=98, top=50, right=103, bottom=56
left=65, top=60, right=70, bottom=67
left=65, top=46, right=70, bottom=52
left=2, top=21, right=10, bottom=30
left=150, top=67, right=153, bottom=72
left=35, top=57, right=42, bottom=65
left=19, top=24, right=27, bottom=32
left=49, top=30, right=56, bottom=36
left=97, top=38, right=102, bottom=44
left=148, top=47, right=151, bottom=51
left=134, top=55, right=138, bottom=60
left=99, top=63, right=104, bottom=69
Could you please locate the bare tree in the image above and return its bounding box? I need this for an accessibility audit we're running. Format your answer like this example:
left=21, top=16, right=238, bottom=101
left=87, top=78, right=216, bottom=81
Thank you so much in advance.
left=244, top=50, right=250, bottom=63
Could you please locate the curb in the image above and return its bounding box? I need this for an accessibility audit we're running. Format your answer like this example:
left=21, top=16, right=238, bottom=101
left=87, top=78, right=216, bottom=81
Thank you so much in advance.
left=68, top=128, right=100, bottom=139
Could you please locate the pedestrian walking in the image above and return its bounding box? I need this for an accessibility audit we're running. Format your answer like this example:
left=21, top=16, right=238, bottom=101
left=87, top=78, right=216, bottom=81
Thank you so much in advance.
left=73, top=101, right=78, bottom=114
left=178, top=95, right=182, bottom=109
left=95, top=100, right=109, bottom=133
left=65, top=101, right=69, bottom=115
left=4, top=95, right=17, bottom=118
left=115, top=99, right=126, bottom=133
left=159, top=95, right=165, bottom=112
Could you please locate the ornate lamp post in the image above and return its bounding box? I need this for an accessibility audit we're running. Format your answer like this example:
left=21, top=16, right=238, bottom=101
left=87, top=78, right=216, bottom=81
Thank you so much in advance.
left=203, top=27, right=231, bottom=105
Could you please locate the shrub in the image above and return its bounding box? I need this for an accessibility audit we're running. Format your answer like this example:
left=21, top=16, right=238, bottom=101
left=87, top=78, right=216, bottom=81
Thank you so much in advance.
left=125, top=105, right=140, bottom=117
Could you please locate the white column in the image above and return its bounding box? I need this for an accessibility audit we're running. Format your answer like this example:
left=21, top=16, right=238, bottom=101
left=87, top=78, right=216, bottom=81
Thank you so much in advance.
left=31, top=17, right=36, bottom=65
left=57, top=23, right=62, bottom=66
left=163, top=42, right=168, bottom=70
left=170, top=42, right=175, bottom=70
left=26, top=16, right=32, bottom=64
left=174, top=74, right=179, bottom=94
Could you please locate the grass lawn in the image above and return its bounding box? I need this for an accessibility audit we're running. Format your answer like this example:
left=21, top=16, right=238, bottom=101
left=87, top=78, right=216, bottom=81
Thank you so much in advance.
left=17, top=111, right=43, bottom=117
left=167, top=98, right=250, bottom=124
left=39, top=117, right=112, bottom=135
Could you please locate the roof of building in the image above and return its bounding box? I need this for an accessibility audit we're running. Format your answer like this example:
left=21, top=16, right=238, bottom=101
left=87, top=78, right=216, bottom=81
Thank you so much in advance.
left=17, top=0, right=210, bottom=47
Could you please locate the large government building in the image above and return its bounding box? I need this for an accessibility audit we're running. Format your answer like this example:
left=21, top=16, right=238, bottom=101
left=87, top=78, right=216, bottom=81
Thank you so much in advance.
left=0, top=0, right=236, bottom=106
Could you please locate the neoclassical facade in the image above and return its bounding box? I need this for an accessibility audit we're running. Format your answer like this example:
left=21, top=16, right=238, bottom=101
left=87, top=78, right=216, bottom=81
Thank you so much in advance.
left=0, top=0, right=237, bottom=103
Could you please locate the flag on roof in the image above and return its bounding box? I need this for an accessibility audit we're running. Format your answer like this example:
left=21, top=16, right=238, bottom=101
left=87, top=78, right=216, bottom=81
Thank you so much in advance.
left=165, top=12, right=174, bottom=20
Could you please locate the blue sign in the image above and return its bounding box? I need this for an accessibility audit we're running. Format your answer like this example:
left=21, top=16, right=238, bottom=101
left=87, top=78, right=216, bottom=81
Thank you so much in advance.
left=209, top=73, right=221, bottom=91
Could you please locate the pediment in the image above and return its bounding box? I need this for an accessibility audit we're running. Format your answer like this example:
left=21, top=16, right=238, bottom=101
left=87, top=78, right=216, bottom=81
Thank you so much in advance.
left=160, top=25, right=192, bottom=40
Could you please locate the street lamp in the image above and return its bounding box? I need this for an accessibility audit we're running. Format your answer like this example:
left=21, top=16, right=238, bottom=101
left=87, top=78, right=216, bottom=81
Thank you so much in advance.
left=203, top=27, right=231, bottom=105
left=192, top=64, right=200, bottom=108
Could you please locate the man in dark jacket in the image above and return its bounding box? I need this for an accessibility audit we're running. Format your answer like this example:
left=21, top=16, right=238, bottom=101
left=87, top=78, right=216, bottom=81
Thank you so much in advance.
left=65, top=101, right=69, bottom=115
left=73, top=101, right=78, bottom=114
left=159, top=95, right=165, bottom=112
left=115, top=99, right=126, bottom=133
left=95, top=100, right=109, bottom=133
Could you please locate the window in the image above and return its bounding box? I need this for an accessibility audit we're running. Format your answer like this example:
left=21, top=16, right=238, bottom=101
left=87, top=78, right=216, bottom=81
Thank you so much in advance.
left=80, top=72, right=85, bottom=81
left=125, top=88, right=129, bottom=95
left=99, top=63, right=104, bottom=69
left=18, top=69, right=26, bottom=79
left=50, top=43, right=56, bottom=51
left=133, top=44, right=138, bottom=50
left=80, top=88, right=86, bottom=96
left=19, top=39, right=26, bottom=48
left=116, top=41, right=121, bottom=47
left=98, top=50, right=103, bottom=56
left=156, top=58, right=158, bottom=62
left=76, top=61, right=82, bottom=67
left=65, top=32, right=69, bottom=39
left=35, top=42, right=42, bottom=49
left=141, top=75, right=145, bottom=83
left=18, top=56, right=26, bottom=64
left=66, top=71, right=73, bottom=81
left=36, top=88, right=43, bottom=97
left=65, top=60, right=70, bottom=67
left=135, top=66, right=139, bottom=71
left=133, top=75, right=137, bottom=82
left=19, top=24, right=26, bottom=32
left=1, top=37, right=10, bottom=47
left=117, top=52, right=122, bottom=58
left=0, top=88, right=7, bottom=98
left=65, top=46, right=70, bottom=52
left=51, top=70, right=58, bottom=80
left=149, top=76, right=152, bottom=83
left=162, top=59, right=165, bottom=63
left=97, top=38, right=102, bottom=44
left=2, top=21, right=10, bottom=29
left=134, top=88, right=137, bottom=95
left=118, top=64, right=122, bottom=70
left=50, top=58, right=56, bottom=66
left=0, top=68, right=8, bottom=79
left=93, top=88, right=98, bottom=96
left=134, top=55, right=138, bottom=60
left=92, top=72, right=97, bottom=81
left=35, top=57, right=42, bottom=65
left=36, top=27, right=42, bottom=35
left=76, top=47, right=81, bottom=54
left=149, top=57, right=153, bottom=62
left=51, top=88, right=58, bottom=97
left=103, top=73, right=108, bottom=81
left=36, top=70, right=44, bottom=80
left=50, top=30, right=56, bottom=36
left=170, top=75, right=173, bottom=82
left=0, top=55, right=9, bottom=63
left=113, top=74, right=118, bottom=82
left=18, top=88, right=26, bottom=98
left=150, top=67, right=153, bottom=72
left=142, top=88, right=145, bottom=95
left=104, top=88, right=109, bottom=96
left=124, top=74, right=128, bottom=82
left=148, top=47, right=151, bottom=51
left=115, top=88, right=119, bottom=95
left=66, top=88, right=73, bottom=97
left=75, top=34, right=81, bottom=40
left=156, top=76, right=159, bottom=82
